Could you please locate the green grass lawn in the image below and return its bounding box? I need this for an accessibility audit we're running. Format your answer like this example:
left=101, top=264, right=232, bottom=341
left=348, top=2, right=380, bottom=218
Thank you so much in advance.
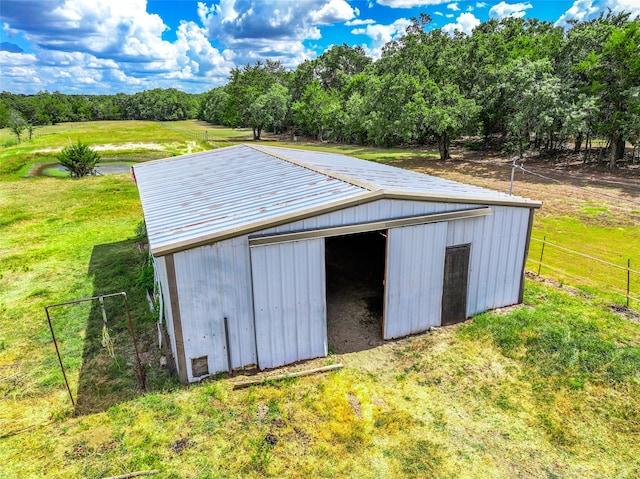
left=0, top=122, right=638, bottom=478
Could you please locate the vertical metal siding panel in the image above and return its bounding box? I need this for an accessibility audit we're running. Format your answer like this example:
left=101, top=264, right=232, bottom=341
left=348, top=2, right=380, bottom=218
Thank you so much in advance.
left=409, top=225, right=424, bottom=333
left=468, top=219, right=485, bottom=316
left=171, top=238, right=257, bottom=382
left=490, top=208, right=505, bottom=310
left=154, top=256, right=178, bottom=365
left=251, top=239, right=326, bottom=369
left=494, top=208, right=513, bottom=308
left=476, top=209, right=495, bottom=313
left=504, top=208, right=528, bottom=305
left=250, top=245, right=271, bottom=366
left=476, top=207, right=529, bottom=311
left=217, top=236, right=257, bottom=369
left=384, top=222, right=447, bottom=338
left=499, top=208, right=516, bottom=306
left=444, top=216, right=487, bottom=316
left=174, top=248, right=226, bottom=381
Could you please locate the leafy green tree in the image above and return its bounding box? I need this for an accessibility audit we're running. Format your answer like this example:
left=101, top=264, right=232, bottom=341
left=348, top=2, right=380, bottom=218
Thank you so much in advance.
left=292, top=81, right=341, bottom=141
left=248, top=83, right=290, bottom=139
left=560, top=13, right=639, bottom=164
left=198, top=87, right=228, bottom=125
left=495, top=59, right=565, bottom=155
left=57, top=141, right=102, bottom=178
left=223, top=60, right=289, bottom=128
left=8, top=110, right=27, bottom=143
left=598, top=20, right=640, bottom=165
left=418, top=82, right=479, bottom=160
left=361, top=72, right=417, bottom=147
left=0, top=101, right=8, bottom=129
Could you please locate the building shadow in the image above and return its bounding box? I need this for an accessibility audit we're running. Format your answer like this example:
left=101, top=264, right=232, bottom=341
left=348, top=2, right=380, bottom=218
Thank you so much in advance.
left=73, top=239, right=163, bottom=416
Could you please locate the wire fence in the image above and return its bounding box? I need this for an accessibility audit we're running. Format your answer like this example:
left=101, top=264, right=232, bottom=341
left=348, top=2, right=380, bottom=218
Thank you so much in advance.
left=526, top=236, right=639, bottom=309
left=157, top=122, right=212, bottom=142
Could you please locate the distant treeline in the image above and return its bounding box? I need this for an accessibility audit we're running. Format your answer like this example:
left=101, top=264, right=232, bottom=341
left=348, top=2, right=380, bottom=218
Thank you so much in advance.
left=2, top=13, right=639, bottom=165
left=0, top=88, right=201, bottom=125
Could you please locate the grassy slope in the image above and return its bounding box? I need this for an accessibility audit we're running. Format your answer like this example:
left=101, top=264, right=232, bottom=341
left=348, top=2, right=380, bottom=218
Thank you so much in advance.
left=0, top=124, right=639, bottom=478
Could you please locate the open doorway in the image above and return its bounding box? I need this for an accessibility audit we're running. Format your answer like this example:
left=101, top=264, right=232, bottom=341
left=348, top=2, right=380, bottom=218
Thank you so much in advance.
left=325, top=231, right=386, bottom=354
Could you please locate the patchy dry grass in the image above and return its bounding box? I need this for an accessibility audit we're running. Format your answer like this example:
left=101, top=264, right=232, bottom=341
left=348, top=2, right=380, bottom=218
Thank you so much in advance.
left=2, top=281, right=638, bottom=478
left=1, top=125, right=639, bottom=478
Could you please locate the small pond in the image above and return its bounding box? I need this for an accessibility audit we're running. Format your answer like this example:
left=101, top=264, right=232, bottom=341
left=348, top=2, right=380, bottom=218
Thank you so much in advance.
left=38, top=162, right=137, bottom=177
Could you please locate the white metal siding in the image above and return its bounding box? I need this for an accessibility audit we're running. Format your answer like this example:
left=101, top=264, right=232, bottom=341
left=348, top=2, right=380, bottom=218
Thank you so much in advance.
left=259, top=199, right=473, bottom=235
left=469, top=206, right=530, bottom=314
left=173, top=236, right=256, bottom=381
left=153, top=256, right=179, bottom=373
left=384, top=222, right=448, bottom=338
left=250, top=239, right=327, bottom=370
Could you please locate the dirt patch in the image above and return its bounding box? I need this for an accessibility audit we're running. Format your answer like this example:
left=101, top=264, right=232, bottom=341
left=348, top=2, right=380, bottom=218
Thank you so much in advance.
left=35, top=142, right=166, bottom=153
left=347, top=392, right=362, bottom=419
left=390, top=149, right=640, bottom=229
left=326, top=232, right=386, bottom=354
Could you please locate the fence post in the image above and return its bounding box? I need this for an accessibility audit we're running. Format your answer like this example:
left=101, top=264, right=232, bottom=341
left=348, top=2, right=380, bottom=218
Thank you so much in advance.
left=537, top=235, right=546, bottom=276
left=628, top=258, right=631, bottom=308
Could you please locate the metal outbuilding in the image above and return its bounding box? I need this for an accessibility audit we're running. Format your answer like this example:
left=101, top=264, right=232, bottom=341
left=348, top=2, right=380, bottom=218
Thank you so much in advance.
left=132, top=144, right=541, bottom=383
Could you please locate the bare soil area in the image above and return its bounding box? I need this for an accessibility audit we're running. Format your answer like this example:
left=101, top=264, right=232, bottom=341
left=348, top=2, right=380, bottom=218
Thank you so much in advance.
left=326, top=232, right=386, bottom=354
left=389, top=148, right=640, bottom=225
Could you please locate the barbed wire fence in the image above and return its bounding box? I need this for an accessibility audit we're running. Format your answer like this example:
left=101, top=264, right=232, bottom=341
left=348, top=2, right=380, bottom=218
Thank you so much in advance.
left=526, top=236, right=639, bottom=310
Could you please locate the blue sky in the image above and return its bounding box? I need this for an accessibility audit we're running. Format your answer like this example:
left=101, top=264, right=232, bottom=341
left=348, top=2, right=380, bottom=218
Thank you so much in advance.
left=1, top=0, right=638, bottom=95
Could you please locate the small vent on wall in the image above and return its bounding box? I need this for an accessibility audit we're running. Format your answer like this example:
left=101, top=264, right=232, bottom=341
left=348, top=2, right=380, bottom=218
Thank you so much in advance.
left=191, top=356, right=209, bottom=378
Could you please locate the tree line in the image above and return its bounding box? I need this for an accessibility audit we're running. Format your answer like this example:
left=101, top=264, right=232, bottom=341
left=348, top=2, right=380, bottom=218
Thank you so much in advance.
left=2, top=13, right=639, bottom=166
left=0, top=88, right=201, bottom=135
left=199, top=12, right=639, bottom=166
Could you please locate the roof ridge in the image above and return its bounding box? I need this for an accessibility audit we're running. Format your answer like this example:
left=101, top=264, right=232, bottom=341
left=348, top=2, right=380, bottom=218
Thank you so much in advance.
left=247, top=144, right=379, bottom=192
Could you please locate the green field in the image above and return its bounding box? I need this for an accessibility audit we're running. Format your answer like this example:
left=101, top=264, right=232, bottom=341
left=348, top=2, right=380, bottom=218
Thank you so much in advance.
left=1, top=122, right=639, bottom=478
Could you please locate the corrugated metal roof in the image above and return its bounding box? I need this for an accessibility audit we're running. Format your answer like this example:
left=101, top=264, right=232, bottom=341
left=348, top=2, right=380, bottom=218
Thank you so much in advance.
left=133, top=144, right=541, bottom=256
left=257, top=145, right=536, bottom=202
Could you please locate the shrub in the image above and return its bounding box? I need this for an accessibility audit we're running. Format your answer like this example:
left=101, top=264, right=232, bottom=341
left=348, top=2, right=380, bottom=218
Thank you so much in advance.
left=57, top=140, right=101, bottom=177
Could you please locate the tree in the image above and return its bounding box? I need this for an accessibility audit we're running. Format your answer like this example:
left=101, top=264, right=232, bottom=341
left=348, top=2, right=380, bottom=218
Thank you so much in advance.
left=248, top=83, right=290, bottom=139
left=495, top=59, right=565, bottom=155
left=293, top=81, right=341, bottom=141
left=598, top=20, right=640, bottom=166
left=8, top=110, right=27, bottom=143
left=57, top=141, right=102, bottom=178
left=222, top=60, right=289, bottom=128
left=198, top=87, right=228, bottom=125
left=399, top=78, right=478, bottom=159
left=561, top=13, right=639, bottom=165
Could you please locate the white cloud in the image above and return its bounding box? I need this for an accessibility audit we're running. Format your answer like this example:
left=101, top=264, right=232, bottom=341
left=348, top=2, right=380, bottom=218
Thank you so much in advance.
left=197, top=0, right=357, bottom=67
left=555, top=0, right=599, bottom=26
left=310, top=0, right=358, bottom=24
left=555, top=0, right=639, bottom=27
left=351, top=17, right=412, bottom=58
left=376, top=0, right=450, bottom=7
left=173, top=21, right=234, bottom=79
left=604, top=0, right=640, bottom=17
left=476, top=1, right=487, bottom=7
left=345, top=18, right=376, bottom=26
left=489, top=1, right=532, bottom=19
left=447, top=3, right=460, bottom=11
left=0, top=0, right=237, bottom=93
left=442, top=12, right=480, bottom=35
left=434, top=11, right=444, bottom=16
left=446, top=13, right=455, bottom=18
